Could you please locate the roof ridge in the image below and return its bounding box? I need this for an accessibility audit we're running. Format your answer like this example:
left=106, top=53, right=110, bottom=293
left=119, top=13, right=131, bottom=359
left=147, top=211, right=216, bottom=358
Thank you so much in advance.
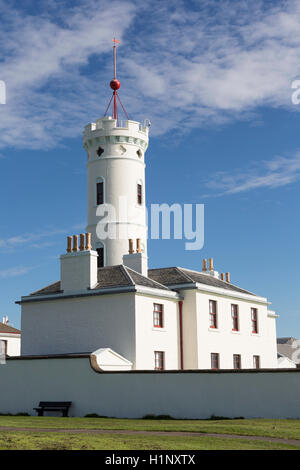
left=175, top=267, right=196, bottom=283
left=121, top=265, right=135, bottom=286
left=178, top=266, right=256, bottom=295
left=125, top=266, right=171, bottom=290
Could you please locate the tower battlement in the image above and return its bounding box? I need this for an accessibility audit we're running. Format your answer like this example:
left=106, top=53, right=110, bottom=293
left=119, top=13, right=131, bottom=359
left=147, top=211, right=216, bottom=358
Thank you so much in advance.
left=83, top=117, right=149, bottom=154
left=84, top=117, right=149, bottom=138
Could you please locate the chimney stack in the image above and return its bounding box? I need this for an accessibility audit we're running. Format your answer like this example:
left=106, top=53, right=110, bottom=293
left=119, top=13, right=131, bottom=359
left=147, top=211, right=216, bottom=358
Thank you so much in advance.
left=61, top=233, right=98, bottom=292
left=205, top=257, right=219, bottom=279
left=123, top=238, right=148, bottom=276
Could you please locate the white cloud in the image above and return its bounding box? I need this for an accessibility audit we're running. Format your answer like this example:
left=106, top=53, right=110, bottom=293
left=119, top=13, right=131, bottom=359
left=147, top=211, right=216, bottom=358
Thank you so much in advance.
left=0, top=266, right=34, bottom=278
left=0, top=1, right=300, bottom=146
left=0, top=223, right=85, bottom=251
left=204, top=151, right=300, bottom=196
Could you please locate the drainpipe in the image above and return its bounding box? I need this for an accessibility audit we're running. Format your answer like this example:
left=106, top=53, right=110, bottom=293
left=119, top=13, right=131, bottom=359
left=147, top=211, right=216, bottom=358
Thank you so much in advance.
left=179, top=300, right=184, bottom=370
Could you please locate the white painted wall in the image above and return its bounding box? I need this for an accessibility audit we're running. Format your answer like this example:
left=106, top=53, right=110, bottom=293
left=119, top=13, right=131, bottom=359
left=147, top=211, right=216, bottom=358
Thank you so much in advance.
left=0, top=334, right=20, bottom=356
left=181, top=288, right=278, bottom=369
left=134, top=294, right=179, bottom=370
left=21, top=293, right=136, bottom=361
left=1, top=356, right=300, bottom=419
left=83, top=118, right=149, bottom=266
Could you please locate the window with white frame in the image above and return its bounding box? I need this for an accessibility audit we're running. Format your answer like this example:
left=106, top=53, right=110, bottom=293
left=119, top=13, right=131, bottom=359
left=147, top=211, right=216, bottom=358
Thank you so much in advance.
left=233, top=354, right=241, bottom=369
left=153, top=303, right=163, bottom=328
left=231, top=304, right=239, bottom=331
left=211, top=353, right=219, bottom=370
left=251, top=308, right=258, bottom=333
left=154, top=351, right=164, bottom=370
left=209, top=300, right=217, bottom=328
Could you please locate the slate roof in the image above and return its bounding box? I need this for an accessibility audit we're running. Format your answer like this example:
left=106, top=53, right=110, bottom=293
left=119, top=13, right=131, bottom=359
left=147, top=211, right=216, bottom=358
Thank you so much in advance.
left=29, top=265, right=169, bottom=297
left=277, top=337, right=300, bottom=363
left=148, top=267, right=256, bottom=296
left=0, top=322, right=21, bottom=334
left=28, top=265, right=256, bottom=298
left=93, top=265, right=169, bottom=291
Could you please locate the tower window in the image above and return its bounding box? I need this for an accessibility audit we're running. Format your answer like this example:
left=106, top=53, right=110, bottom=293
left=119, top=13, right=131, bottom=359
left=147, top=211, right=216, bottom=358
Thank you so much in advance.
left=154, top=351, right=164, bottom=370
left=231, top=304, right=239, bottom=331
left=136, top=149, right=142, bottom=158
left=209, top=300, right=217, bottom=328
left=96, top=182, right=104, bottom=205
left=96, top=247, right=104, bottom=268
left=97, top=146, right=104, bottom=157
left=137, top=184, right=142, bottom=205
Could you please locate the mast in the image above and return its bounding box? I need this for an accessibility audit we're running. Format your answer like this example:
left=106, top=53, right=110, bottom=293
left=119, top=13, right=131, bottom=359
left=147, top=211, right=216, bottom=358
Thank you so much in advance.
left=104, top=38, right=129, bottom=122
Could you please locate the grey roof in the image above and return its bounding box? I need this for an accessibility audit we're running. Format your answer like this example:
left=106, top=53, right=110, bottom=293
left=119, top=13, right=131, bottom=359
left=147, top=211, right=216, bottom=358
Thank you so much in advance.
left=277, top=337, right=300, bottom=363
left=94, top=265, right=169, bottom=291
left=28, top=264, right=256, bottom=299
left=148, top=267, right=256, bottom=296
left=30, top=281, right=61, bottom=296
left=0, top=322, right=21, bottom=334
left=29, top=265, right=169, bottom=297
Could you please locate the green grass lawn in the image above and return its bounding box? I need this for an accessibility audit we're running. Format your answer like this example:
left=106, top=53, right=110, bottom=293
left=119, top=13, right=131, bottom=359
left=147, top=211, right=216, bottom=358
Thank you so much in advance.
left=0, top=416, right=300, bottom=450
left=1, top=416, right=300, bottom=440
left=0, top=430, right=298, bottom=451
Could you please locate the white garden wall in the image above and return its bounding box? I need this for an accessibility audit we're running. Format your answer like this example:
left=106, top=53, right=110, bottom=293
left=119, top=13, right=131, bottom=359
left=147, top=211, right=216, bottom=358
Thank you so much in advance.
left=1, top=355, right=300, bottom=419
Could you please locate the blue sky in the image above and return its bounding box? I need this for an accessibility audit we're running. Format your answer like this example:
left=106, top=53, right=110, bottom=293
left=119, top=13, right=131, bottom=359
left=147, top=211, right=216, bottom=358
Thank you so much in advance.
left=0, top=0, right=300, bottom=336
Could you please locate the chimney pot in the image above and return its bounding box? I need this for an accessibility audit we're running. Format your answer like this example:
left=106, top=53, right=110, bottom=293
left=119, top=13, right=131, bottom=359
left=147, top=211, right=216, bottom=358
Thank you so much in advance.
left=220, top=273, right=225, bottom=281
left=85, top=233, right=92, bottom=251
left=73, top=235, right=79, bottom=252
left=136, top=238, right=142, bottom=253
left=79, top=234, right=85, bottom=251
left=129, top=239, right=134, bottom=254
left=226, top=272, right=230, bottom=283
left=202, top=259, right=207, bottom=272
left=209, top=258, right=214, bottom=271
left=67, top=236, right=72, bottom=253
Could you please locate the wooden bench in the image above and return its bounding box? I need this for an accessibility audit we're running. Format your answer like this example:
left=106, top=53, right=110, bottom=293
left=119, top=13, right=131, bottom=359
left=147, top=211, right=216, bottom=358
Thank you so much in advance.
left=33, top=401, right=72, bottom=417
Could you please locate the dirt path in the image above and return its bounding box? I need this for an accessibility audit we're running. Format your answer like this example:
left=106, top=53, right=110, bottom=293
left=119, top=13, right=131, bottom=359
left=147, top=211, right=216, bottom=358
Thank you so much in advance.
left=0, top=426, right=300, bottom=447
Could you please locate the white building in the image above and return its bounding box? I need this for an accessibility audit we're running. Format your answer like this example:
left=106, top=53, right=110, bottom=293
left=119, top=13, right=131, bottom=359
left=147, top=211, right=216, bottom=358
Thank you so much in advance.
left=17, top=112, right=278, bottom=370
left=0, top=317, right=21, bottom=357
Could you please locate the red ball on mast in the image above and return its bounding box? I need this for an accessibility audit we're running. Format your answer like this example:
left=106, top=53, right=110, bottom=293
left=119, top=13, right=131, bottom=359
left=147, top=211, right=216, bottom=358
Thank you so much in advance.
left=110, top=79, right=120, bottom=90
